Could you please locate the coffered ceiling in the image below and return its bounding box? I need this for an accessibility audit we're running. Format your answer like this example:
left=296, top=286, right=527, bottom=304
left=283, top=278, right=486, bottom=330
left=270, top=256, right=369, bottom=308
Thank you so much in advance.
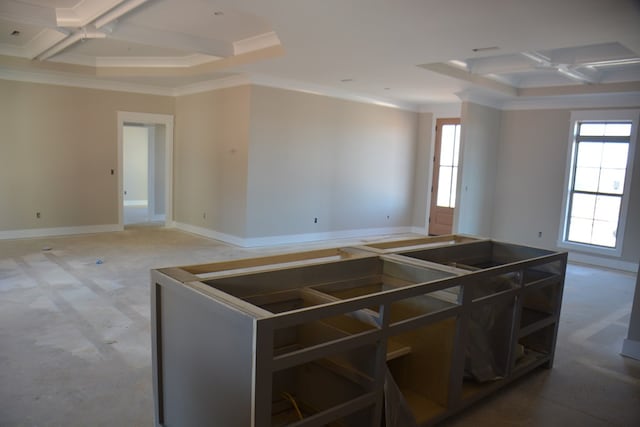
left=1, top=0, right=639, bottom=109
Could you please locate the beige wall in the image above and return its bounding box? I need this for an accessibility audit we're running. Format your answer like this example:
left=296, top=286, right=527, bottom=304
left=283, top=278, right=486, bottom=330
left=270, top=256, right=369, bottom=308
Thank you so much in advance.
left=0, top=79, right=174, bottom=230
left=412, top=112, right=434, bottom=231
left=492, top=109, right=570, bottom=248
left=246, top=85, right=418, bottom=238
left=455, top=102, right=501, bottom=236
left=174, top=85, right=251, bottom=237
left=492, top=107, right=640, bottom=264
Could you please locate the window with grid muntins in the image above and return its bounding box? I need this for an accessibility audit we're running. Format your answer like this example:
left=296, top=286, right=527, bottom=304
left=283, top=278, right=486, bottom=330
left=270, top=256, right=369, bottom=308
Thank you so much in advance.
left=565, top=121, right=632, bottom=248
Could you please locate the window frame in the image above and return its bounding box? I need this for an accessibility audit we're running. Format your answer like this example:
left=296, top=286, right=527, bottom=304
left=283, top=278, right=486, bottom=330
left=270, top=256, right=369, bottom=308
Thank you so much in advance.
left=558, top=109, right=639, bottom=256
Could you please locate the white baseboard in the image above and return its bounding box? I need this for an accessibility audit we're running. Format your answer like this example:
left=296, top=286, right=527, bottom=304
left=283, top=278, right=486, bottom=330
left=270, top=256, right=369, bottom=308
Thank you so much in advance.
left=174, top=222, right=416, bottom=248
left=622, top=338, right=640, bottom=361
left=410, top=226, right=428, bottom=235
left=124, top=200, right=148, bottom=207
left=151, top=214, right=166, bottom=223
left=568, top=252, right=639, bottom=273
left=0, top=224, right=123, bottom=240
left=173, top=222, right=246, bottom=246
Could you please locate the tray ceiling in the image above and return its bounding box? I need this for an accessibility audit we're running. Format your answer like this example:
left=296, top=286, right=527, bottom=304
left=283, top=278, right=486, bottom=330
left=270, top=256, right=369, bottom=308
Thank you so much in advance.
left=1, top=0, right=639, bottom=108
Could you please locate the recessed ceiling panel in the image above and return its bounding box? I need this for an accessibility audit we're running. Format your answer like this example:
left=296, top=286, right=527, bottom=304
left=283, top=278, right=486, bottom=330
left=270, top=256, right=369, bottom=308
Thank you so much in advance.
left=125, top=0, right=273, bottom=42
left=0, top=18, right=44, bottom=46
left=63, top=37, right=190, bottom=57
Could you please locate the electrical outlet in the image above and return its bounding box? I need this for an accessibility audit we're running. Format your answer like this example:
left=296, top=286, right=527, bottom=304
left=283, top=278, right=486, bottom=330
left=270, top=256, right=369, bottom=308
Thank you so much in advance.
left=538, top=231, right=542, bottom=238
left=203, top=212, right=207, bottom=220
left=387, top=215, right=390, bottom=220
left=314, top=217, right=318, bottom=223
left=36, top=212, right=41, bottom=219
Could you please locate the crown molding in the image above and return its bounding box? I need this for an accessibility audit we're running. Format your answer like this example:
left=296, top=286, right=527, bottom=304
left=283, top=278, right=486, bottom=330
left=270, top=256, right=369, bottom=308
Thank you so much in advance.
left=455, top=86, right=640, bottom=111
left=0, top=68, right=173, bottom=96
left=501, top=91, right=640, bottom=110
left=1, top=62, right=638, bottom=112
left=455, top=89, right=507, bottom=109
left=52, top=53, right=220, bottom=68
left=418, top=103, right=461, bottom=116
left=250, top=74, right=419, bottom=111
left=234, top=32, right=281, bottom=56
left=172, top=74, right=251, bottom=96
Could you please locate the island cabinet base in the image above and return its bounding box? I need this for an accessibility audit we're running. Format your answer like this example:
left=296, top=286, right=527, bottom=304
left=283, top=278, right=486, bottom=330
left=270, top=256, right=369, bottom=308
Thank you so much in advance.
left=151, top=236, right=567, bottom=426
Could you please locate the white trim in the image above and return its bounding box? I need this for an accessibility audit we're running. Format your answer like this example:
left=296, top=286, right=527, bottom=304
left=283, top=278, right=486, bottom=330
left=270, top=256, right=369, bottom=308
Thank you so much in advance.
left=621, top=339, right=640, bottom=361
left=557, top=109, right=639, bottom=258
left=251, top=74, right=419, bottom=112
left=175, top=222, right=415, bottom=248
left=0, top=69, right=173, bottom=96
left=410, top=226, right=428, bottom=235
left=174, top=222, right=246, bottom=247
left=147, top=125, right=156, bottom=221
left=418, top=103, right=461, bottom=116
left=52, top=53, right=220, bottom=68
left=0, top=224, right=122, bottom=240
left=172, top=74, right=251, bottom=96
left=123, top=199, right=148, bottom=206
left=117, top=112, right=174, bottom=229
left=233, top=32, right=281, bottom=56
left=568, top=252, right=639, bottom=273
left=502, top=92, right=640, bottom=111
left=151, top=214, right=166, bottom=223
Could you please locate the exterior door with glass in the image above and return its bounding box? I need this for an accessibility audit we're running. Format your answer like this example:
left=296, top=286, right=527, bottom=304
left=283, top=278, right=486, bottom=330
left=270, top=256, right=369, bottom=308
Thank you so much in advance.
left=429, top=118, right=461, bottom=235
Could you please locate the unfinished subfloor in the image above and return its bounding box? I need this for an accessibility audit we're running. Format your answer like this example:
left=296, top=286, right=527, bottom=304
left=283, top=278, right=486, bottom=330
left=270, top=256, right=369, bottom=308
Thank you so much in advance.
left=0, top=227, right=639, bottom=426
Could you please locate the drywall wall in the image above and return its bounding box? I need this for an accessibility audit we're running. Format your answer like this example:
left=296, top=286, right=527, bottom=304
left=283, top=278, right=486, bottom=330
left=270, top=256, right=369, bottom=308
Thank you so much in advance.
left=123, top=125, right=149, bottom=203
left=454, top=102, right=501, bottom=236
left=491, top=109, right=569, bottom=249
left=0, top=79, right=174, bottom=232
left=411, top=112, right=434, bottom=232
left=492, top=107, right=640, bottom=265
left=174, top=85, right=251, bottom=237
left=622, top=263, right=640, bottom=359
left=246, top=85, right=418, bottom=239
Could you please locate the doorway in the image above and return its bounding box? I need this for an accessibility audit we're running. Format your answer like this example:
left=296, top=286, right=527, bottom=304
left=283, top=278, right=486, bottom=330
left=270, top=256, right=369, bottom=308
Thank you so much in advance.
left=117, top=112, right=173, bottom=229
left=429, top=118, right=461, bottom=235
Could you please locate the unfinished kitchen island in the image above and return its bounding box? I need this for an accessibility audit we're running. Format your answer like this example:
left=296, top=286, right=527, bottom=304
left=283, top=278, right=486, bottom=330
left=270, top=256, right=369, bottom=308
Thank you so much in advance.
left=151, top=235, right=567, bottom=427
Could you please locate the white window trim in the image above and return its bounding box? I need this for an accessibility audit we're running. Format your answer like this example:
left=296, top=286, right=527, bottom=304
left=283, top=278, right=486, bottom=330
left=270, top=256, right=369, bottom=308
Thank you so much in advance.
left=558, top=109, right=639, bottom=257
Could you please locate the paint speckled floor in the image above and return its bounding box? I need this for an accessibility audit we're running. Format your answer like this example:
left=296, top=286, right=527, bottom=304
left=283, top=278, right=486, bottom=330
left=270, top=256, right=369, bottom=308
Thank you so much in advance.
left=0, top=227, right=639, bottom=426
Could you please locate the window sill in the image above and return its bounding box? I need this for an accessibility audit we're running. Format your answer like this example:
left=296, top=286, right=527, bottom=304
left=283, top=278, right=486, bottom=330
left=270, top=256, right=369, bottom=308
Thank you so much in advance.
left=557, top=240, right=622, bottom=257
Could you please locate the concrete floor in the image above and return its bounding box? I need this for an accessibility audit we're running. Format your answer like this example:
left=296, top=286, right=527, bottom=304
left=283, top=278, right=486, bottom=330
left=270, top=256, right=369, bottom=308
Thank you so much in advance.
left=0, top=227, right=638, bottom=426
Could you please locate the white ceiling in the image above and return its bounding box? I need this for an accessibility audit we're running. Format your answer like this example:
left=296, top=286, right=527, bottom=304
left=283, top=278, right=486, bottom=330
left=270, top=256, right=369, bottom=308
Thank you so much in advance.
left=1, top=0, right=639, bottom=109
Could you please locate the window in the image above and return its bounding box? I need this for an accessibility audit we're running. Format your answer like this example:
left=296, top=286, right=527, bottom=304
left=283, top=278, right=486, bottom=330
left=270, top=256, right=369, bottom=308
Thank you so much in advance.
left=436, top=122, right=461, bottom=208
left=560, top=110, right=638, bottom=256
